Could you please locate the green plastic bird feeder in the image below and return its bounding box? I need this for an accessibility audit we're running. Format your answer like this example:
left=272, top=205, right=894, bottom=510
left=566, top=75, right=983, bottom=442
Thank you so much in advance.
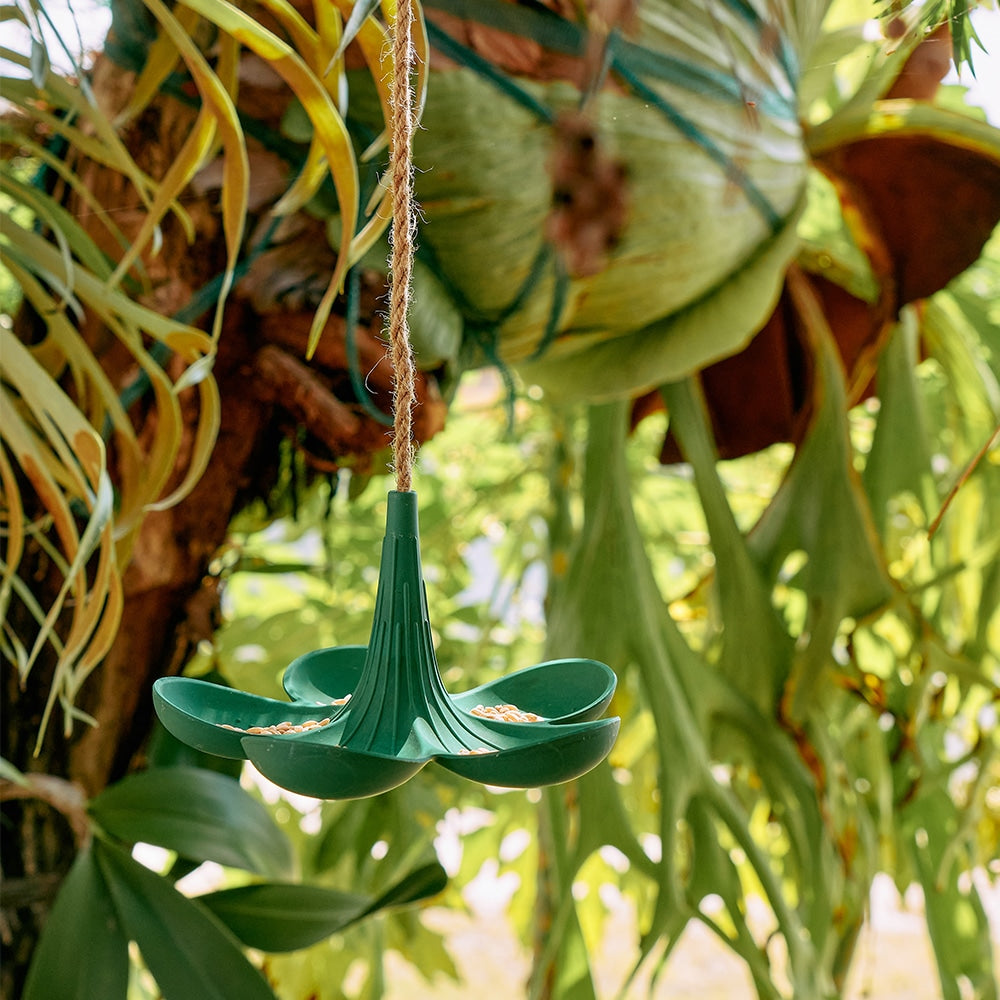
left=154, top=491, right=619, bottom=798
left=152, top=2, right=618, bottom=799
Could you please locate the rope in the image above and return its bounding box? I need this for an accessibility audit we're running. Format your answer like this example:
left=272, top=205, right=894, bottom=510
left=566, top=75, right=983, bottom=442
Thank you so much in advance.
left=388, top=0, right=417, bottom=492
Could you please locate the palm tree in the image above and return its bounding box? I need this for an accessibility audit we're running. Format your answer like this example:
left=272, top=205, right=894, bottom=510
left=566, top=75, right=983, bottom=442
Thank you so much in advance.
left=2, top=1, right=998, bottom=997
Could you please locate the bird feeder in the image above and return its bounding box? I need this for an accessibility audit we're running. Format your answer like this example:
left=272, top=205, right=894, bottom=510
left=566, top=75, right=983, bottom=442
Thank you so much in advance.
left=152, top=3, right=618, bottom=799
left=153, top=491, right=619, bottom=798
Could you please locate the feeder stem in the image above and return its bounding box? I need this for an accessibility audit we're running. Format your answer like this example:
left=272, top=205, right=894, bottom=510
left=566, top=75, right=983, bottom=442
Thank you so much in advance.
left=389, top=0, right=417, bottom=492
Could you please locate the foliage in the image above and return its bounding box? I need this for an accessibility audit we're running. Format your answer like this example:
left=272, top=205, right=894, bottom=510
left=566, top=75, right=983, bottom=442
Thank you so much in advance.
left=3, top=0, right=999, bottom=998
left=17, top=753, right=446, bottom=1000
left=198, top=283, right=999, bottom=996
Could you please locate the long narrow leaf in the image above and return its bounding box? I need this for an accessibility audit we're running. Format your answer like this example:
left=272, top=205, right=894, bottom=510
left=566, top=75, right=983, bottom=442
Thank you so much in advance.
left=198, top=883, right=371, bottom=951
left=178, top=0, right=359, bottom=354
left=113, top=0, right=248, bottom=342
left=23, top=847, right=130, bottom=1000
left=95, top=838, right=278, bottom=1000
left=199, top=859, right=446, bottom=952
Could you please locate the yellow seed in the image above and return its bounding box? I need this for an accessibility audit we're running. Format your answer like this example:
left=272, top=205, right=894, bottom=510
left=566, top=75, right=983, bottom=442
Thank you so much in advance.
left=246, top=726, right=265, bottom=734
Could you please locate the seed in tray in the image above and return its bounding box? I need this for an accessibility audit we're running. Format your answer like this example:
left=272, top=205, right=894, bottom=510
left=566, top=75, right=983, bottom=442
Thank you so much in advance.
left=218, top=717, right=334, bottom=736
left=459, top=748, right=497, bottom=755
left=470, top=703, right=543, bottom=723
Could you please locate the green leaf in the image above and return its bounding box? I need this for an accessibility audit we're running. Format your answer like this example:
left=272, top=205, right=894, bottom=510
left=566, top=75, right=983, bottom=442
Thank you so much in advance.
left=409, top=259, right=465, bottom=368
left=94, top=838, right=277, bottom=1000
left=198, top=883, right=369, bottom=951
left=518, top=199, right=805, bottom=402
left=748, top=269, right=894, bottom=718
left=360, top=859, right=448, bottom=916
left=335, top=0, right=379, bottom=60
left=660, top=375, right=794, bottom=710
left=863, top=311, right=936, bottom=536
left=23, top=847, right=129, bottom=1000
left=797, top=168, right=880, bottom=303
left=904, top=789, right=999, bottom=1000
left=88, top=767, right=293, bottom=878
left=199, top=860, right=446, bottom=952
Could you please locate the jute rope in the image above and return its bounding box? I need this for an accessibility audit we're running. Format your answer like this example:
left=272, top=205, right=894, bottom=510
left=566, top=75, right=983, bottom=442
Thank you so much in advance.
left=388, top=0, right=417, bottom=492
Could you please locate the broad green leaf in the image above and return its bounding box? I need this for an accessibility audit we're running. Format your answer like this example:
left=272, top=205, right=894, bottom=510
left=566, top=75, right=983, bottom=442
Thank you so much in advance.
left=180, top=860, right=444, bottom=953
left=88, top=767, right=294, bottom=878
left=23, top=847, right=129, bottom=1000
left=94, top=838, right=277, bottom=1000
left=518, top=198, right=805, bottom=402
left=199, top=882, right=368, bottom=951
left=749, top=268, right=894, bottom=718
left=660, top=376, right=794, bottom=709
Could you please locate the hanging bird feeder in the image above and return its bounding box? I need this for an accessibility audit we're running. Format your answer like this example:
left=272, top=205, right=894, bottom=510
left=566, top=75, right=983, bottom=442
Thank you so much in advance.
left=152, top=3, right=619, bottom=799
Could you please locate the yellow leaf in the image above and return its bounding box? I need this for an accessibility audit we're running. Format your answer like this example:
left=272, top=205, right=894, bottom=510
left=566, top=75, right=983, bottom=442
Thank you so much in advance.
left=112, top=0, right=249, bottom=342
left=115, top=4, right=200, bottom=126
left=178, top=0, right=360, bottom=355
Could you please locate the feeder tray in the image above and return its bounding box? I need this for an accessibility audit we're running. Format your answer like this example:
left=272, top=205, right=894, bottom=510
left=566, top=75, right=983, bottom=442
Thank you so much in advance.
left=154, top=491, right=620, bottom=799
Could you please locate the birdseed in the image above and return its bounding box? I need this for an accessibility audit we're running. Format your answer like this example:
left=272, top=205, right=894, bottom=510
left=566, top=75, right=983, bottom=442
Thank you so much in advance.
left=219, top=717, right=333, bottom=735
left=470, top=703, right=543, bottom=723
